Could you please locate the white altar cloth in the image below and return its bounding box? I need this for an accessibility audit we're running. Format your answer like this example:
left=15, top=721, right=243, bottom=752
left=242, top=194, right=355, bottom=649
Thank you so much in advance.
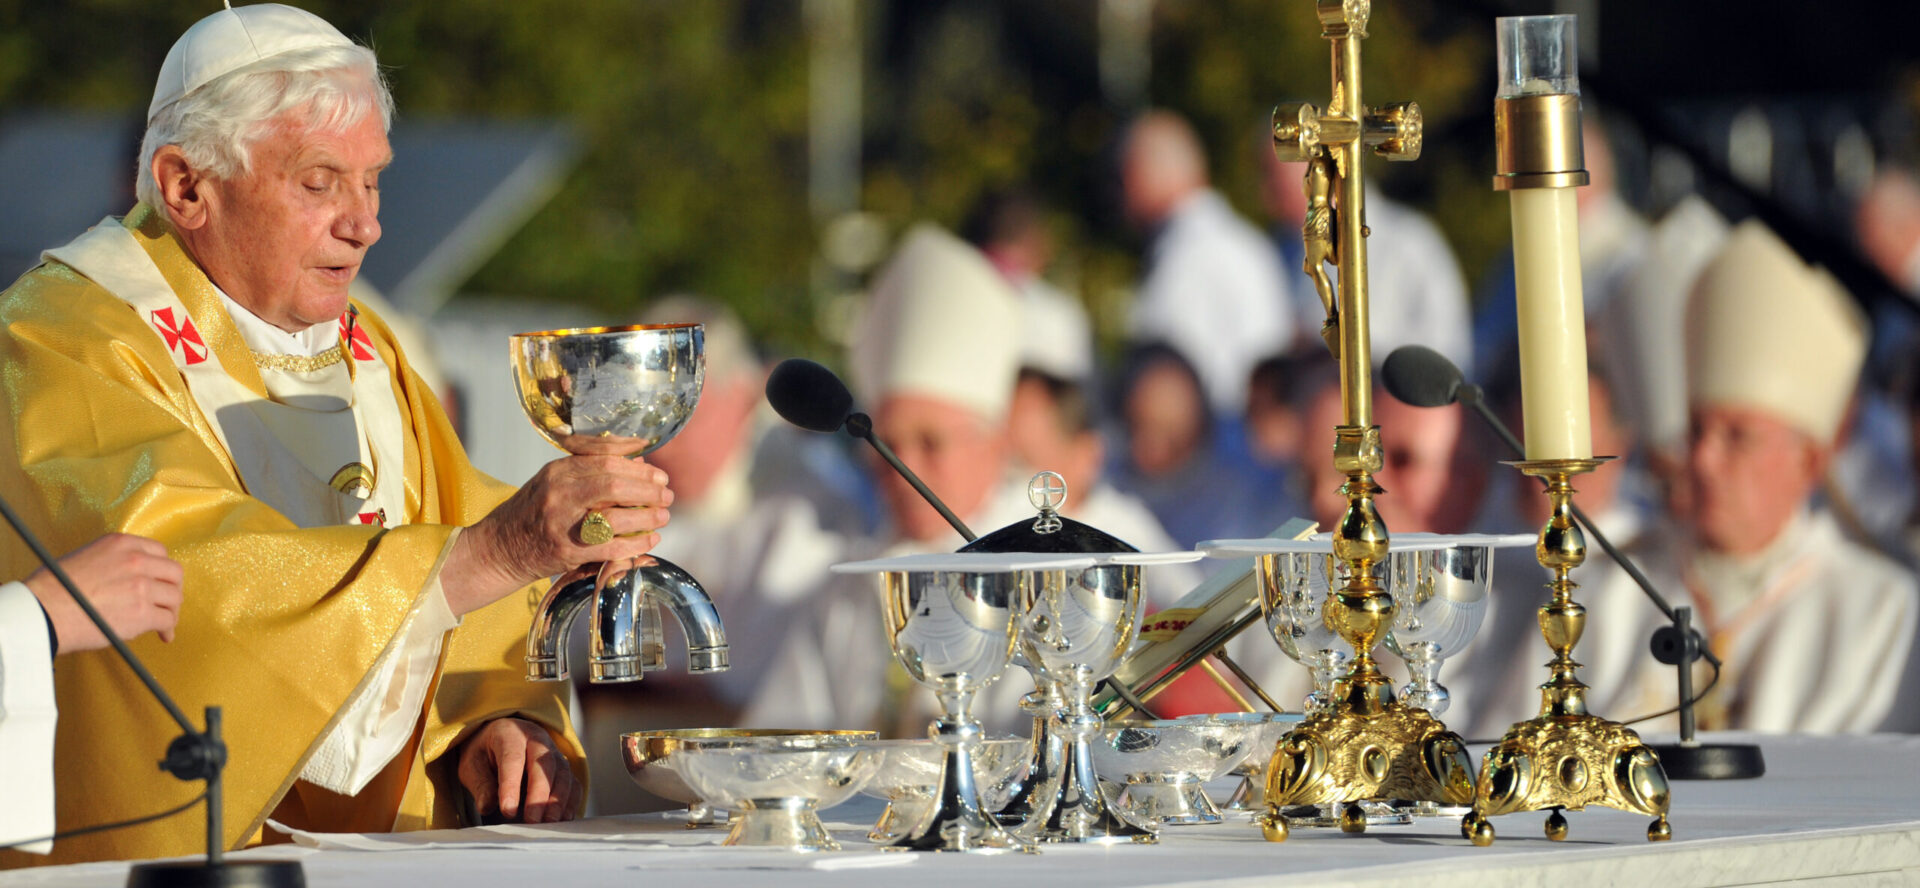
left=6, top=733, right=1918, bottom=887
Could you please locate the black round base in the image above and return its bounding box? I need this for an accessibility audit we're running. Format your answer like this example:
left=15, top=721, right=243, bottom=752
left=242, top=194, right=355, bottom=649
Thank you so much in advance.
left=127, top=860, right=305, bottom=888
left=1650, top=741, right=1766, bottom=780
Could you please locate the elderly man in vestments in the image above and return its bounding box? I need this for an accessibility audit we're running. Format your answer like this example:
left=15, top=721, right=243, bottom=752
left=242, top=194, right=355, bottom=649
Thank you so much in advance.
left=1574, top=221, right=1918, bottom=733
left=0, top=5, right=675, bottom=865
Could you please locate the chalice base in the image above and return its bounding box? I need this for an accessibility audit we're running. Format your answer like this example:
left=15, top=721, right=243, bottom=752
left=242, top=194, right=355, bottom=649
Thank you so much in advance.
left=890, top=749, right=1032, bottom=853
left=724, top=798, right=838, bottom=851
left=1015, top=737, right=1156, bottom=845
left=1468, top=713, right=1672, bottom=845
left=1223, top=773, right=1264, bottom=812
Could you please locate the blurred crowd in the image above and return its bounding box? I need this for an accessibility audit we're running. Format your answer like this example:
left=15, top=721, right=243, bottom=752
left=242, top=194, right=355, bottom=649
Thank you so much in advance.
left=572, top=107, right=1920, bottom=812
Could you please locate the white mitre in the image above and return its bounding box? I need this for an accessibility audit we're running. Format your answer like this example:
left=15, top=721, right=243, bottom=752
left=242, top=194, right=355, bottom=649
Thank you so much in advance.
left=1686, top=220, right=1868, bottom=445
left=150, top=3, right=353, bottom=122
left=851, top=224, right=1021, bottom=421
left=1602, top=196, right=1728, bottom=455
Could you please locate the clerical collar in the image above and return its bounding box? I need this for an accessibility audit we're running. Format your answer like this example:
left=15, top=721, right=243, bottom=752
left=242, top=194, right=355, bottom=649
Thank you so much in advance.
left=213, top=286, right=344, bottom=362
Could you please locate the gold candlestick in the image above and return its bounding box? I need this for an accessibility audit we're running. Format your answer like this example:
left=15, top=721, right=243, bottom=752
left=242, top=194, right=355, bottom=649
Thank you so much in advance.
left=1258, top=0, right=1475, bottom=842
left=1462, top=458, right=1671, bottom=845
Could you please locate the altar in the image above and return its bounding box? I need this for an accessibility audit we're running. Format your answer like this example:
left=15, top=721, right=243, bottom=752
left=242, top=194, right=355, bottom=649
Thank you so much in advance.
left=6, top=733, right=1915, bottom=888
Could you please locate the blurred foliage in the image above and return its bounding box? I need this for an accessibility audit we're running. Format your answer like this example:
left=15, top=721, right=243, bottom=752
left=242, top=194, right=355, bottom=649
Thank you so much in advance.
left=0, top=0, right=1515, bottom=363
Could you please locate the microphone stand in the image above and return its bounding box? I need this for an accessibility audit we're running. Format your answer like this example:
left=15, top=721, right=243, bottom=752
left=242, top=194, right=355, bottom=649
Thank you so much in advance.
left=1455, top=382, right=1762, bottom=780
left=0, top=495, right=303, bottom=887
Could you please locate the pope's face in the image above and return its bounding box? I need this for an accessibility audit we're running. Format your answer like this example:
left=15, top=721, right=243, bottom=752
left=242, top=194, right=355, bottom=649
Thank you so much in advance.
left=198, top=110, right=389, bottom=332
left=1685, top=404, right=1824, bottom=555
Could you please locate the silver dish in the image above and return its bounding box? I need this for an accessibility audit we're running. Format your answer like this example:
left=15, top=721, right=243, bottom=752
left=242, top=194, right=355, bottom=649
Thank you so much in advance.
left=673, top=741, right=882, bottom=851
left=1092, top=717, right=1263, bottom=826
left=620, top=728, right=877, bottom=827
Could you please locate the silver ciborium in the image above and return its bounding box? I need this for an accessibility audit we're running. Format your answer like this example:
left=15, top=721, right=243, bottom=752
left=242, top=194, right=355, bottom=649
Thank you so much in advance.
left=511, top=324, right=729, bottom=683
left=834, top=552, right=1094, bottom=853
left=673, top=738, right=881, bottom=851
left=1214, top=712, right=1302, bottom=812
left=1384, top=533, right=1533, bottom=716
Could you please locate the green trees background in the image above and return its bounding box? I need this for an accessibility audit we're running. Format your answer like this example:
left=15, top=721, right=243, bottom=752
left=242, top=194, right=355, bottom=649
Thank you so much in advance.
left=0, top=0, right=1510, bottom=362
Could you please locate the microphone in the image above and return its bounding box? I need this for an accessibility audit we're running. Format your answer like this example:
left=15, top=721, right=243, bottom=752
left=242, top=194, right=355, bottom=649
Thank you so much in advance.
left=1380, top=345, right=1761, bottom=780
left=0, top=495, right=302, bottom=886
left=764, top=359, right=976, bottom=542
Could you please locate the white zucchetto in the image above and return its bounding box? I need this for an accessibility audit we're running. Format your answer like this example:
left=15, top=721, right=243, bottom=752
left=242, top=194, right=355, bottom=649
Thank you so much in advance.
left=851, top=224, right=1021, bottom=422
left=149, top=3, right=353, bottom=122
left=1686, top=220, right=1867, bottom=445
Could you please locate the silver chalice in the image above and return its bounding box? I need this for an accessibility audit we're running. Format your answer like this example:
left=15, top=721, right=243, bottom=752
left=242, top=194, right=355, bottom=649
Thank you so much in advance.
left=834, top=551, right=1093, bottom=853
left=511, top=324, right=728, bottom=684
left=1384, top=533, right=1533, bottom=716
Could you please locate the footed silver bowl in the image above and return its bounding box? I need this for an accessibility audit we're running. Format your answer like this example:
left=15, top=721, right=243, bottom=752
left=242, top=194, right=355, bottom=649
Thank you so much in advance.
left=1092, top=718, right=1263, bottom=827
left=1205, top=713, right=1303, bottom=812
left=674, top=741, right=882, bottom=851
left=620, top=729, right=877, bottom=827
left=859, top=738, right=1030, bottom=843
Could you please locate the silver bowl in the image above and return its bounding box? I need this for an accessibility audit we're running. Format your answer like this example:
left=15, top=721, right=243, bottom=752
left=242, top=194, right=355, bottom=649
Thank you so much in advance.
left=674, top=741, right=882, bottom=851
left=1092, top=718, right=1263, bottom=826
left=621, top=729, right=877, bottom=827
left=858, top=738, right=1030, bottom=843
left=1202, top=713, right=1303, bottom=812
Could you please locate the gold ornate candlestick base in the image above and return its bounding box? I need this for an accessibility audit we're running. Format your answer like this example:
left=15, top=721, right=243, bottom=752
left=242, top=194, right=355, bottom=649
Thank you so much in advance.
left=1258, top=427, right=1477, bottom=842
left=1463, top=458, right=1671, bottom=846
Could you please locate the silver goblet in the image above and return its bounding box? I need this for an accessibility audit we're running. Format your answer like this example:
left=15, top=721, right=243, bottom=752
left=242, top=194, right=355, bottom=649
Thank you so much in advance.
left=1384, top=533, right=1532, bottom=716
left=1009, top=557, right=1162, bottom=845
left=511, top=324, right=728, bottom=683
left=835, top=552, right=1092, bottom=853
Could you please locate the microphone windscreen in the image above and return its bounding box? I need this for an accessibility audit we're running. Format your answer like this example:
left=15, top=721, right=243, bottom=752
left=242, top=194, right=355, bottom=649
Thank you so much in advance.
left=1382, top=345, right=1465, bottom=408
left=766, top=358, right=855, bottom=433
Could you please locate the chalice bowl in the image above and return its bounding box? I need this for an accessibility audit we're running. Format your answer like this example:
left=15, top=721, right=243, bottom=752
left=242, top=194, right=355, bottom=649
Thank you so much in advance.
left=835, top=552, right=1093, bottom=853
left=512, top=324, right=727, bottom=683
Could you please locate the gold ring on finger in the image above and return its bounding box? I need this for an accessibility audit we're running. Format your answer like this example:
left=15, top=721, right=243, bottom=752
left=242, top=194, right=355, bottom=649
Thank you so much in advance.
left=579, top=510, right=615, bottom=546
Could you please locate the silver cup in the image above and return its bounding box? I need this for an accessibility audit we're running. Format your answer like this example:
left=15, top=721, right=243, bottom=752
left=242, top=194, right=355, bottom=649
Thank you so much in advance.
left=1385, top=543, right=1493, bottom=717
left=1010, top=564, right=1156, bottom=844
left=879, top=568, right=1030, bottom=852
left=1257, top=552, right=1352, bottom=713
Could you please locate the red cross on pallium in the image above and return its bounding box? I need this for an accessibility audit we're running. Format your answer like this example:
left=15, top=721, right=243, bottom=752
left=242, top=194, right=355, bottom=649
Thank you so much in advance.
left=356, top=509, right=387, bottom=527
left=150, top=307, right=207, bottom=365
left=338, top=311, right=375, bottom=361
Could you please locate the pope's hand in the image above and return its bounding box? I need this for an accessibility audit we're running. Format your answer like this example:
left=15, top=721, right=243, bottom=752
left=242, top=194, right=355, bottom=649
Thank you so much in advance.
left=442, top=455, right=673, bottom=616
left=24, top=533, right=183, bottom=655
left=457, top=716, right=579, bottom=824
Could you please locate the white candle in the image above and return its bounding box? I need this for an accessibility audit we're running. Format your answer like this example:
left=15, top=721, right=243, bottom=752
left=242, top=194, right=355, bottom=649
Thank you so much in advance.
left=1510, top=186, right=1592, bottom=460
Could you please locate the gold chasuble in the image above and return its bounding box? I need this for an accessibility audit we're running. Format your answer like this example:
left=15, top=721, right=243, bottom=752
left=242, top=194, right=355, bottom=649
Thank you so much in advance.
left=0, top=205, right=583, bottom=867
